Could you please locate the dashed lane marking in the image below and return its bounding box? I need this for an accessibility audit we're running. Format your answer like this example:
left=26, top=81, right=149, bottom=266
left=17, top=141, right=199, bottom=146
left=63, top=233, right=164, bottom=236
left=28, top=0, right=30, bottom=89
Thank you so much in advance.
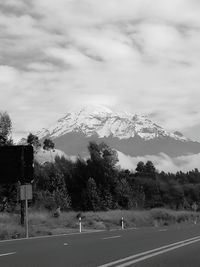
left=0, top=252, right=16, bottom=257
left=102, top=236, right=121, bottom=240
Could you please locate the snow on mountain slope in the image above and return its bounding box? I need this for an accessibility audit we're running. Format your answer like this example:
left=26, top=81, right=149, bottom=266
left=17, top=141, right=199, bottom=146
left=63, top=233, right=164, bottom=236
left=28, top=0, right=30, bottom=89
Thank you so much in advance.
left=37, top=105, right=188, bottom=142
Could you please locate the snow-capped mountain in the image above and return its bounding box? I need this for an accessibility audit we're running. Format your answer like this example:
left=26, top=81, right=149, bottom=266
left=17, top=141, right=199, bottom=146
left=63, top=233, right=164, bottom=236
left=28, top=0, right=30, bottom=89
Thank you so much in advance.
left=36, top=105, right=200, bottom=158
left=37, top=105, right=188, bottom=142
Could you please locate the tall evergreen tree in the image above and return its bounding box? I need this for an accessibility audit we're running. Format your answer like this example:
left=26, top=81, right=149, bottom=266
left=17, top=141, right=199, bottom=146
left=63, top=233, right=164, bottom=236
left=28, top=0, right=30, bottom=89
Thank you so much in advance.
left=27, top=133, right=41, bottom=150
left=43, top=138, right=55, bottom=150
left=84, top=177, right=100, bottom=211
left=136, top=161, right=145, bottom=173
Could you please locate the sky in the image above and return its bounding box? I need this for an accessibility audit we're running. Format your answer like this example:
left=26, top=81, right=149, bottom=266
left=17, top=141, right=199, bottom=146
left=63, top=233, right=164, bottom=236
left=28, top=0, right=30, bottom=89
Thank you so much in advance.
left=0, top=0, right=200, bottom=142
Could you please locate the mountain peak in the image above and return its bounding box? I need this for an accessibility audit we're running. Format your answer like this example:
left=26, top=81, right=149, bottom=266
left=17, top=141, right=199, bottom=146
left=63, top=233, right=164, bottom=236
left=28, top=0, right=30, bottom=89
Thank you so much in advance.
left=67, top=104, right=112, bottom=116
left=37, top=105, right=188, bottom=143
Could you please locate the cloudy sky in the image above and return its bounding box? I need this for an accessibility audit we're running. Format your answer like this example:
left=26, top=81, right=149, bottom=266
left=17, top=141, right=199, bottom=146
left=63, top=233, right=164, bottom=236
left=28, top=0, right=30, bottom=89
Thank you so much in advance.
left=1, top=0, right=200, bottom=141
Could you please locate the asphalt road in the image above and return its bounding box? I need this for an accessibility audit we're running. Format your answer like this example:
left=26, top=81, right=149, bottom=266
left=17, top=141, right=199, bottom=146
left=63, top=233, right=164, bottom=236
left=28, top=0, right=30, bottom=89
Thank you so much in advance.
left=1, top=224, right=200, bottom=267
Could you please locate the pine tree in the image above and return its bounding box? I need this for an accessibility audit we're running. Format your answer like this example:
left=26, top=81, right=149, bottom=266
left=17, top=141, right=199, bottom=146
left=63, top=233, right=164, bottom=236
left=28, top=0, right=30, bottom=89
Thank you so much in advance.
left=85, top=177, right=100, bottom=211
left=136, top=161, right=145, bottom=173
left=145, top=161, right=156, bottom=174
left=27, top=133, right=41, bottom=151
left=43, top=138, right=55, bottom=150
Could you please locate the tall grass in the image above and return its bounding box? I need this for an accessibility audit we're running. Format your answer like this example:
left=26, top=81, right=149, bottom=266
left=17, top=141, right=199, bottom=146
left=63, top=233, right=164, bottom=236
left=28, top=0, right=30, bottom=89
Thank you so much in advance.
left=0, top=213, right=24, bottom=240
left=0, top=208, right=198, bottom=240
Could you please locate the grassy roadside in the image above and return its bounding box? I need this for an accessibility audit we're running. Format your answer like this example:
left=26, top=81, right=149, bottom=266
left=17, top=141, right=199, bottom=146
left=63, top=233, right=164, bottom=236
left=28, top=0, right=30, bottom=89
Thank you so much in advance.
left=0, top=208, right=199, bottom=240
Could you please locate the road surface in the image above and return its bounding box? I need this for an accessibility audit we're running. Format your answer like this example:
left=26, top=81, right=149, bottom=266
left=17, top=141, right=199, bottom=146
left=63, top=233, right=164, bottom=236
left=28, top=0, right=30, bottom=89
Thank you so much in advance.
left=1, top=223, right=200, bottom=266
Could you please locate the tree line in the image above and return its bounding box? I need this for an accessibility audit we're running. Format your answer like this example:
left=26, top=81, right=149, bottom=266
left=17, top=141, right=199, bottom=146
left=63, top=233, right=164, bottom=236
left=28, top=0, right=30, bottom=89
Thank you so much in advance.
left=32, top=141, right=200, bottom=211
left=0, top=112, right=200, bottom=212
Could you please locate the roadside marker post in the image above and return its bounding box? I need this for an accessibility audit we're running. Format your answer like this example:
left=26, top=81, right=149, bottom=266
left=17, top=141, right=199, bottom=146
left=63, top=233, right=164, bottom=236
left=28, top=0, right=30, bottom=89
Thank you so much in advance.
left=192, top=202, right=198, bottom=224
left=121, top=217, right=124, bottom=230
left=79, top=217, right=82, bottom=233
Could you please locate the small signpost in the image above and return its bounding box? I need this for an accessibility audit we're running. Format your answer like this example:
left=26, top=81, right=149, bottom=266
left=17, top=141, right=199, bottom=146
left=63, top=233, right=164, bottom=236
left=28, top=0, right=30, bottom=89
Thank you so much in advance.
left=20, top=184, right=33, bottom=201
left=20, top=184, right=33, bottom=238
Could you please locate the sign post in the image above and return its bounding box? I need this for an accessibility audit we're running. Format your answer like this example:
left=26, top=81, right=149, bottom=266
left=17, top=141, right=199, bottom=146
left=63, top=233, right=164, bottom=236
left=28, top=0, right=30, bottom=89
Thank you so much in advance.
left=21, top=146, right=25, bottom=226
left=20, top=184, right=32, bottom=238
left=25, top=186, right=28, bottom=238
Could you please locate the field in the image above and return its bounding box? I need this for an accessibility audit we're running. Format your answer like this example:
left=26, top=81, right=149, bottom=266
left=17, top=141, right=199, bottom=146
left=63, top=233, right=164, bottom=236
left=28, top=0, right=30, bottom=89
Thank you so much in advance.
left=0, top=208, right=199, bottom=240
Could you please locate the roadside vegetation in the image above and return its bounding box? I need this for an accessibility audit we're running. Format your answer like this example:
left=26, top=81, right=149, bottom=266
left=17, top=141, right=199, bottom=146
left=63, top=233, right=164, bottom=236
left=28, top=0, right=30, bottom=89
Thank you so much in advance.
left=0, top=208, right=199, bottom=240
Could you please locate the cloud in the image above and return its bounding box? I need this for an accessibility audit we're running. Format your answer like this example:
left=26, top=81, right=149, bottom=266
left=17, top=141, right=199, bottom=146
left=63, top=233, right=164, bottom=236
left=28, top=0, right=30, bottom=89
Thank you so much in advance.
left=0, top=0, right=200, bottom=140
left=117, top=151, right=200, bottom=173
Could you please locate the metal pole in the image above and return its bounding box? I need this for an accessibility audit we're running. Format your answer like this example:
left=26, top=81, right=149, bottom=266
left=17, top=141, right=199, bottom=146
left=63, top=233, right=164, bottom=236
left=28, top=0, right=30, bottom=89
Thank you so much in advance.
left=25, top=185, right=29, bottom=238
left=20, top=199, right=25, bottom=226
left=79, top=217, right=82, bottom=233
left=21, top=147, right=25, bottom=226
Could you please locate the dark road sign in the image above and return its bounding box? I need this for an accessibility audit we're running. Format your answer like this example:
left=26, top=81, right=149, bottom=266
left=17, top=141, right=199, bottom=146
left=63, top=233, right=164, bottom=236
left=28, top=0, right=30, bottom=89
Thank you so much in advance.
left=0, top=145, right=34, bottom=184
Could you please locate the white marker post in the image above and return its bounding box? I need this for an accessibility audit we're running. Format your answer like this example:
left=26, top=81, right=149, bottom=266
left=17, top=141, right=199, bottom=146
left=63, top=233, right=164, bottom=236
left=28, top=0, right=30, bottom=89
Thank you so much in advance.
left=121, top=217, right=124, bottom=230
left=192, top=202, right=198, bottom=224
left=79, top=217, right=82, bottom=233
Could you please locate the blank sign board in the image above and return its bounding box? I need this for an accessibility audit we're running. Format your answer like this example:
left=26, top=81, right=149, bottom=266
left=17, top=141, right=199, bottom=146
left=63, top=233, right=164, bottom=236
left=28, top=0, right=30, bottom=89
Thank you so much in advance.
left=20, top=184, right=33, bottom=200
left=0, top=145, right=34, bottom=184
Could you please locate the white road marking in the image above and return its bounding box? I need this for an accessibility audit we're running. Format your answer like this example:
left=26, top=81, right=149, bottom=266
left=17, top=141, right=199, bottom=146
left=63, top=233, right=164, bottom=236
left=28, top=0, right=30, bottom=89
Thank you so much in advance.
left=159, top=229, right=168, bottom=232
left=64, top=243, right=68, bottom=246
left=0, top=252, right=16, bottom=257
left=110, top=227, right=138, bottom=232
left=0, top=230, right=104, bottom=243
left=98, top=235, right=200, bottom=267
left=116, top=238, right=200, bottom=267
left=102, top=236, right=121, bottom=240
left=0, top=226, right=141, bottom=244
